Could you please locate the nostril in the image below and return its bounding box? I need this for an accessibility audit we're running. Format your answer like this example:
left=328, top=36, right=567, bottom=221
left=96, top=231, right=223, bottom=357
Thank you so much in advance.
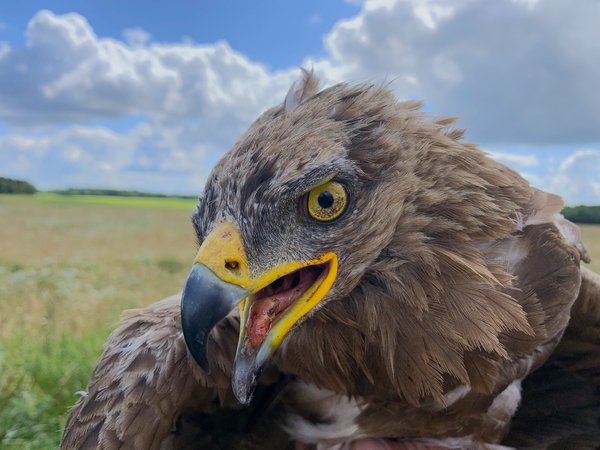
left=225, top=260, right=240, bottom=272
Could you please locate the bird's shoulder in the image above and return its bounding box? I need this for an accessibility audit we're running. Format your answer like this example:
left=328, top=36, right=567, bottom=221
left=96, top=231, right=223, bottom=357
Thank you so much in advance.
left=59, top=294, right=238, bottom=450
left=503, top=267, right=600, bottom=448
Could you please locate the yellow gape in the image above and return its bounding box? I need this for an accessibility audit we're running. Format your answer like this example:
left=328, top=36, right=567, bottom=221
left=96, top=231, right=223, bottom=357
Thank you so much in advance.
left=306, top=181, right=347, bottom=221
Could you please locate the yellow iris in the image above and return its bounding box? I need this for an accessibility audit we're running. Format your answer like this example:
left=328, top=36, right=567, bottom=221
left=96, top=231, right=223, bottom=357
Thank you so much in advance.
left=307, top=181, right=348, bottom=221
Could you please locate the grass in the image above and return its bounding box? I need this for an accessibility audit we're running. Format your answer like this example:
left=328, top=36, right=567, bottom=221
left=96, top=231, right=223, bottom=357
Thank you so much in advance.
left=0, top=195, right=599, bottom=449
left=580, top=224, right=600, bottom=273
left=0, top=196, right=197, bottom=448
left=0, top=193, right=197, bottom=210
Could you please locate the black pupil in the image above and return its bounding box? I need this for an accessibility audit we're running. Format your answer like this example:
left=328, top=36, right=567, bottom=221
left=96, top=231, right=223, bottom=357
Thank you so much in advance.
left=317, top=191, right=334, bottom=209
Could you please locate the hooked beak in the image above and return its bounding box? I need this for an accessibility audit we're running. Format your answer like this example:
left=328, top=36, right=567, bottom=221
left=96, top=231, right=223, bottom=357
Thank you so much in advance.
left=181, top=222, right=337, bottom=404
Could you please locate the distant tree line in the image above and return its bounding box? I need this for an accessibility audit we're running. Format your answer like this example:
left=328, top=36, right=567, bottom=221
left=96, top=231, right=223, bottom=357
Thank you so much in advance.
left=50, top=188, right=197, bottom=200
left=0, top=177, right=37, bottom=194
left=47, top=189, right=600, bottom=224
left=561, top=206, right=600, bottom=224
left=2, top=176, right=599, bottom=224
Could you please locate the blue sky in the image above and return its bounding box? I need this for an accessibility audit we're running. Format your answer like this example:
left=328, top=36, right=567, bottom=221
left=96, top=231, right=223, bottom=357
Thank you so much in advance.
left=0, top=0, right=599, bottom=204
left=0, top=0, right=359, bottom=68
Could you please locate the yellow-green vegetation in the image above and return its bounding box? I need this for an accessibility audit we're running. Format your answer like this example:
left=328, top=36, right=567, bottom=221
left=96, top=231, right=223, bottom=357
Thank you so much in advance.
left=581, top=224, right=600, bottom=273
left=0, top=196, right=197, bottom=449
left=0, top=195, right=599, bottom=449
left=0, top=192, right=197, bottom=210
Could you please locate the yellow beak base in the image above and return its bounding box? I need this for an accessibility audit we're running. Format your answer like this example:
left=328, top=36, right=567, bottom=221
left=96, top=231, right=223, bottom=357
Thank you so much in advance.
left=180, top=221, right=338, bottom=404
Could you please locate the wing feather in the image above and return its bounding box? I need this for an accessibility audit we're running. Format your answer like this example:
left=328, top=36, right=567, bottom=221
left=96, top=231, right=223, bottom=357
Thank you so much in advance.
left=60, top=294, right=239, bottom=450
left=503, top=267, right=600, bottom=449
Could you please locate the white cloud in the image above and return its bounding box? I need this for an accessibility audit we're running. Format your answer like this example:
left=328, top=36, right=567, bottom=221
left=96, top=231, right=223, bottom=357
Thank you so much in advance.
left=0, top=10, right=303, bottom=194
left=0, top=41, right=10, bottom=60
left=310, top=0, right=600, bottom=145
left=2, top=4, right=598, bottom=141
left=0, top=123, right=213, bottom=194
left=123, top=27, right=152, bottom=47
left=486, top=151, right=540, bottom=168
left=489, top=147, right=600, bottom=206
left=547, top=149, right=600, bottom=205
left=0, top=10, right=297, bottom=128
left=0, top=3, right=599, bottom=203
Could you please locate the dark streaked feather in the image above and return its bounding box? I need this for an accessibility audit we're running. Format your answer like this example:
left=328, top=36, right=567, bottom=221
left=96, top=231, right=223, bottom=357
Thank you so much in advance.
left=503, top=267, right=600, bottom=449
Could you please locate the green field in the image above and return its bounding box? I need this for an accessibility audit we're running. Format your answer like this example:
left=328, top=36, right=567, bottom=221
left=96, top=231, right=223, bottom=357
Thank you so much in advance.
left=0, top=192, right=197, bottom=209
left=0, top=195, right=599, bottom=449
left=0, top=195, right=197, bottom=449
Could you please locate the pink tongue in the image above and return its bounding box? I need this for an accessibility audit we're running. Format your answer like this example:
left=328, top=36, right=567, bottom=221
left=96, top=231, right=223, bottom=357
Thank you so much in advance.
left=246, top=267, right=320, bottom=349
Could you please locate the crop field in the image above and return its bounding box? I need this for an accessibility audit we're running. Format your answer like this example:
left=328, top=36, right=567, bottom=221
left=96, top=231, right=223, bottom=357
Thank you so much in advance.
left=0, top=194, right=599, bottom=449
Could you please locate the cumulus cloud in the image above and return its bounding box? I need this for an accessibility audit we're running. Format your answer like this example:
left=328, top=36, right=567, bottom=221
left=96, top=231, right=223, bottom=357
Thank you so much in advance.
left=0, top=123, right=213, bottom=193
left=484, top=147, right=600, bottom=205
left=2, top=2, right=599, bottom=143
left=123, top=27, right=152, bottom=47
left=0, top=10, right=299, bottom=193
left=487, top=151, right=540, bottom=168
left=310, top=0, right=600, bottom=145
left=0, top=10, right=296, bottom=128
left=0, top=3, right=598, bottom=201
left=547, top=149, right=600, bottom=205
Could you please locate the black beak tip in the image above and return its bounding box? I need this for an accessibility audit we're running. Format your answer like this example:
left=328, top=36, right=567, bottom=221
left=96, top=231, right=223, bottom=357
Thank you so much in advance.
left=232, top=351, right=266, bottom=405
left=232, top=377, right=255, bottom=406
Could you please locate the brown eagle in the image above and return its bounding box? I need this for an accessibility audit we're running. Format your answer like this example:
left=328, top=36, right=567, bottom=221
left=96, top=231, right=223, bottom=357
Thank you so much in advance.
left=60, top=71, right=600, bottom=450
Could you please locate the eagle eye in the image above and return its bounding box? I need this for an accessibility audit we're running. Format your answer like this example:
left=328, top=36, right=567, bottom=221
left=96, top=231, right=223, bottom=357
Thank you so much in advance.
left=305, top=181, right=348, bottom=222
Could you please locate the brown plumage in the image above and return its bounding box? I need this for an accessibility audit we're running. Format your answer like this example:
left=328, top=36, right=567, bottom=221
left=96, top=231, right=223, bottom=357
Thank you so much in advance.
left=61, top=71, right=600, bottom=450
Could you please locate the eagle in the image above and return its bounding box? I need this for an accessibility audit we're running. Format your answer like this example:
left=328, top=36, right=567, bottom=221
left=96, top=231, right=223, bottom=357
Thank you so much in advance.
left=60, top=71, right=600, bottom=450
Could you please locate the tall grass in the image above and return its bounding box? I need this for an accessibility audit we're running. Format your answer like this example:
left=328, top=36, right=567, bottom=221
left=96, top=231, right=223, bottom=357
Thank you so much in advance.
left=0, top=193, right=197, bottom=210
left=581, top=224, right=600, bottom=273
left=0, top=198, right=197, bottom=448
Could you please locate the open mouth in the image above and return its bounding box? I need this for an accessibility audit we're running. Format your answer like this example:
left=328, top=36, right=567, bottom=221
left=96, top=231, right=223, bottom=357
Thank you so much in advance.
left=180, top=220, right=340, bottom=404
left=242, top=264, right=328, bottom=350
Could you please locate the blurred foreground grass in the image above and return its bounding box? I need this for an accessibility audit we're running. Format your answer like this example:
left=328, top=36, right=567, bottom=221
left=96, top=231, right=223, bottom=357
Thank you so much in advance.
left=0, top=195, right=196, bottom=449
left=0, top=194, right=599, bottom=449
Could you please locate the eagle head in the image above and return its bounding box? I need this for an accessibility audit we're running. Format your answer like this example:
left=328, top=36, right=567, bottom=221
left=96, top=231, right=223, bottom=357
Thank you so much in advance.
left=181, top=70, right=535, bottom=407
